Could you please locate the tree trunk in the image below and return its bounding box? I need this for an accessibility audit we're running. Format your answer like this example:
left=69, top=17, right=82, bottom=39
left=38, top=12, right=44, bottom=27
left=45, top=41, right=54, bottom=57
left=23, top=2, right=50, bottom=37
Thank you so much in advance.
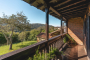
left=9, top=38, right=12, bottom=50
left=9, top=28, right=14, bottom=50
left=7, top=40, right=9, bottom=45
left=9, top=42, right=12, bottom=50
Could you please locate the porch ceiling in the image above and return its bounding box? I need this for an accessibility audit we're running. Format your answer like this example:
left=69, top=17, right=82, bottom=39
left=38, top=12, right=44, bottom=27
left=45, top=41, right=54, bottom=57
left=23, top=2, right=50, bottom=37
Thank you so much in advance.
left=23, top=0, right=89, bottom=20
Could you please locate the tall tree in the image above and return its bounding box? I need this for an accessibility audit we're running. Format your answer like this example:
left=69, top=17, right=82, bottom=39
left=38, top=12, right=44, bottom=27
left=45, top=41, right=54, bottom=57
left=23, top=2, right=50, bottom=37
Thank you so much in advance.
left=0, top=12, right=31, bottom=50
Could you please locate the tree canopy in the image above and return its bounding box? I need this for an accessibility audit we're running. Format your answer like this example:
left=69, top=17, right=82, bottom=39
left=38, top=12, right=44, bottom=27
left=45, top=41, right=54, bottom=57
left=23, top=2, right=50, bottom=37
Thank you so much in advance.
left=0, top=12, right=31, bottom=50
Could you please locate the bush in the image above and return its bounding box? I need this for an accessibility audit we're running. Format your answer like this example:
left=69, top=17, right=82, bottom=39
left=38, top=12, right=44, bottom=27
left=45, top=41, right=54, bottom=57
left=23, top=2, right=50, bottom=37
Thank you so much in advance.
left=0, top=32, right=20, bottom=45
left=28, top=47, right=64, bottom=60
left=18, top=31, right=30, bottom=42
left=27, top=29, right=40, bottom=41
left=0, top=32, right=6, bottom=45
left=12, top=33, right=20, bottom=43
left=25, top=31, right=30, bottom=41
left=28, top=47, right=55, bottom=60
left=63, top=34, right=75, bottom=43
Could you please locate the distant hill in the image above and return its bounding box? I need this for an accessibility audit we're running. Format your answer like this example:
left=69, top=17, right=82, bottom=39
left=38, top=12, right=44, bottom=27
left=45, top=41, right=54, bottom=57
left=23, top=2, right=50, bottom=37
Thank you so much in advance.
left=31, top=23, right=53, bottom=30
left=14, top=23, right=54, bottom=32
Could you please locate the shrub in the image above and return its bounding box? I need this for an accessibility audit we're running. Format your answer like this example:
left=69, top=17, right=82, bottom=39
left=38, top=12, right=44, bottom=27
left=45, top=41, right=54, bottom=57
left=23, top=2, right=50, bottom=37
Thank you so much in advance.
left=0, top=32, right=6, bottom=45
left=12, top=33, right=20, bottom=43
left=0, top=32, right=20, bottom=45
left=28, top=47, right=64, bottom=60
left=25, top=31, right=30, bottom=41
left=27, top=29, right=40, bottom=41
left=63, top=34, right=76, bottom=44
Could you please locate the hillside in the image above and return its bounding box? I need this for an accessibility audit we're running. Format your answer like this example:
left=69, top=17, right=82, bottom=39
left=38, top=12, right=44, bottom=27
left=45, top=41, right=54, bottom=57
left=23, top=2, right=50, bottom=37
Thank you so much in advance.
left=31, top=23, right=54, bottom=30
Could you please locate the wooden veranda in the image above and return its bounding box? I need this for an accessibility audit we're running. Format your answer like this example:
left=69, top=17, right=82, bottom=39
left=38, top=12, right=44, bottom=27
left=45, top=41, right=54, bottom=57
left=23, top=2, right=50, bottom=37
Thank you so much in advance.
left=0, top=0, right=90, bottom=60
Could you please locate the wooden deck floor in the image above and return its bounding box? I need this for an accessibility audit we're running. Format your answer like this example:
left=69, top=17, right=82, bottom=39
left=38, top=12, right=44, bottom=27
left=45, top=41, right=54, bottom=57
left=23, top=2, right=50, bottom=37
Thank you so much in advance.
left=62, top=45, right=88, bottom=60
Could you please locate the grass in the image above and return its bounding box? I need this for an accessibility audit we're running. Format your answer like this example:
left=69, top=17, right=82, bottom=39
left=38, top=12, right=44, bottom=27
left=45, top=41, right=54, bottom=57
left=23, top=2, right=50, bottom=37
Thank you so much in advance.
left=0, top=41, right=37, bottom=55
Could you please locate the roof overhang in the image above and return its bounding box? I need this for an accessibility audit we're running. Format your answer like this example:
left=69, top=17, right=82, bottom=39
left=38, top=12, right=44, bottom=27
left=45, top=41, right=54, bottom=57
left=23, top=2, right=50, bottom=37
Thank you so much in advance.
left=23, top=0, right=89, bottom=20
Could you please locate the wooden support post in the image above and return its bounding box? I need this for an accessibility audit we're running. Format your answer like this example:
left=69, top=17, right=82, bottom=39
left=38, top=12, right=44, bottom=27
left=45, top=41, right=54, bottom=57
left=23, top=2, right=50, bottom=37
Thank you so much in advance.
left=66, top=20, right=68, bottom=33
left=61, top=19, right=63, bottom=35
left=45, top=7, right=49, bottom=41
left=86, top=3, right=90, bottom=60
left=44, top=1, right=50, bottom=53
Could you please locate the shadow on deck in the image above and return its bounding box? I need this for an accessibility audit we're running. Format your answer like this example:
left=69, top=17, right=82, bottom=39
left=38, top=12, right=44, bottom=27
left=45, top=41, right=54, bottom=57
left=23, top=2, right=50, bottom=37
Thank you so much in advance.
left=62, top=44, right=88, bottom=60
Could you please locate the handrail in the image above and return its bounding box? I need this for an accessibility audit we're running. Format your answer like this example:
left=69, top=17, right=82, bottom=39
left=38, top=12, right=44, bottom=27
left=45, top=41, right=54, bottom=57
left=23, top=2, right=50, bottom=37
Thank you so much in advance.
left=0, top=33, right=67, bottom=60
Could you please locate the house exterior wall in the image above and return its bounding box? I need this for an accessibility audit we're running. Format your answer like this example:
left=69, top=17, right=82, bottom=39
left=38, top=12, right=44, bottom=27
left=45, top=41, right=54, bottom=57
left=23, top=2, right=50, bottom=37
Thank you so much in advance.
left=68, top=17, right=84, bottom=45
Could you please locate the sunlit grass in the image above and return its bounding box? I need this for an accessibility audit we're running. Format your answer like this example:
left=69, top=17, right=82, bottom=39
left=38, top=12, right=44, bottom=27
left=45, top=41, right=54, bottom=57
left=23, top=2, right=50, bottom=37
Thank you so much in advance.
left=0, top=41, right=37, bottom=55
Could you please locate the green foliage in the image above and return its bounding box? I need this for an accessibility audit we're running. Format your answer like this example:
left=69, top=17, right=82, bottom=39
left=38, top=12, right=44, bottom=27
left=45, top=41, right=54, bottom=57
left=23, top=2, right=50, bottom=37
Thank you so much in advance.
left=12, top=33, right=20, bottom=43
left=28, top=29, right=40, bottom=41
left=18, top=31, right=26, bottom=42
left=0, top=32, right=6, bottom=45
left=66, top=34, right=75, bottom=42
left=63, top=36, right=69, bottom=43
left=50, top=48, right=65, bottom=56
left=28, top=47, right=54, bottom=60
left=25, top=31, right=30, bottom=41
left=63, top=34, right=75, bottom=43
left=28, top=47, right=64, bottom=60
left=0, top=32, right=20, bottom=45
left=49, top=26, right=54, bottom=33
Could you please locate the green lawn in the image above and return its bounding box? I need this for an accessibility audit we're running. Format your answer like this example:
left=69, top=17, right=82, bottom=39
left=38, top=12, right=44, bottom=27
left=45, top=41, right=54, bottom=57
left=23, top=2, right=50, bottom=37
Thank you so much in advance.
left=0, top=41, right=37, bottom=55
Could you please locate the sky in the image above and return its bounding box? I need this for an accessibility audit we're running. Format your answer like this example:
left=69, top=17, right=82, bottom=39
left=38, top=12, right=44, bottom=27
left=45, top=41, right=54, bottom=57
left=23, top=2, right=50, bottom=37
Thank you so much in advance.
left=0, top=0, right=61, bottom=27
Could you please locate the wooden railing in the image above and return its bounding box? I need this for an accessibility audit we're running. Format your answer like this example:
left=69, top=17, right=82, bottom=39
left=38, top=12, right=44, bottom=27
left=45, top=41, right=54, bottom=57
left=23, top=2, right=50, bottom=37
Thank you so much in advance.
left=0, top=33, right=67, bottom=60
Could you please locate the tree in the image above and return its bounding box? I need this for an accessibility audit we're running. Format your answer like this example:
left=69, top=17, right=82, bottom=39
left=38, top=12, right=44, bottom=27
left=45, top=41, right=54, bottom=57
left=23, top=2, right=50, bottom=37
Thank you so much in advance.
left=18, top=31, right=30, bottom=42
left=0, top=12, right=31, bottom=50
left=18, top=31, right=26, bottom=43
left=28, top=29, right=40, bottom=41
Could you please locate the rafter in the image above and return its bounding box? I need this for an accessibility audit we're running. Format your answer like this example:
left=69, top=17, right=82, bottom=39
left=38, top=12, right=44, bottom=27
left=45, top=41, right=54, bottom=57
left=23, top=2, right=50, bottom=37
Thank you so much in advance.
left=57, top=0, right=86, bottom=11
left=50, top=7, right=61, bottom=16
left=37, top=4, right=43, bottom=8
left=61, top=7, right=87, bottom=14
left=62, top=11, right=86, bottom=15
left=63, top=13, right=84, bottom=17
left=49, top=12, right=53, bottom=14
left=29, top=0, right=36, bottom=4
left=54, top=0, right=71, bottom=7
left=59, top=4, right=87, bottom=12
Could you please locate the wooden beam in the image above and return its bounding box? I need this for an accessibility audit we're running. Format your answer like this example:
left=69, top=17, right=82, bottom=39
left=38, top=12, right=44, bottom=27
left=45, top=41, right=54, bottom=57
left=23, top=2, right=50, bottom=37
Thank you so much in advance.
left=37, top=4, right=43, bottom=8
left=44, top=0, right=66, bottom=20
left=63, top=14, right=84, bottom=17
left=50, top=7, right=61, bottom=16
left=57, top=0, right=86, bottom=11
left=29, top=0, right=36, bottom=4
left=61, top=7, right=87, bottom=14
left=60, top=4, right=87, bottom=12
left=49, top=11, right=54, bottom=14
left=62, top=10, right=86, bottom=14
left=54, top=0, right=71, bottom=7
left=63, top=15, right=84, bottom=19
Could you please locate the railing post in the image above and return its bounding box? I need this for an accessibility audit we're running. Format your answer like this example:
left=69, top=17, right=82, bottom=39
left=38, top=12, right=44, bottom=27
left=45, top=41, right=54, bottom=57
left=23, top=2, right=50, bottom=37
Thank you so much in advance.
left=45, top=7, right=49, bottom=41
